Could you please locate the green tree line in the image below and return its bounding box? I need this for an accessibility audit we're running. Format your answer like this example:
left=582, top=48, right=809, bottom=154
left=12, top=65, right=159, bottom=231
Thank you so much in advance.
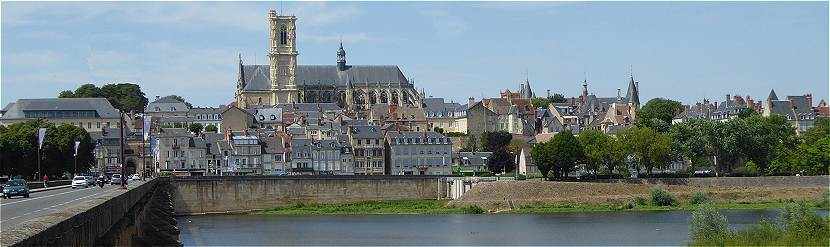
left=59, top=83, right=149, bottom=113
left=531, top=98, right=828, bottom=179
left=0, top=120, right=95, bottom=179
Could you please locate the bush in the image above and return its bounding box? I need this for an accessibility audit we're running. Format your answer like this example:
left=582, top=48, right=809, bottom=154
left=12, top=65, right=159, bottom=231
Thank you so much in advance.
left=690, top=191, right=710, bottom=205
left=689, top=203, right=729, bottom=245
left=634, top=196, right=649, bottom=206
left=462, top=205, right=485, bottom=214
left=781, top=202, right=828, bottom=242
left=650, top=187, right=677, bottom=206
left=516, top=174, right=527, bottom=180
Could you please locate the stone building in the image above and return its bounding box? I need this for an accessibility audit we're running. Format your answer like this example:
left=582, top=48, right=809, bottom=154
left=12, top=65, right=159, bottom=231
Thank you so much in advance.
left=348, top=125, right=385, bottom=175
left=763, top=90, right=818, bottom=133
left=234, top=10, right=423, bottom=114
left=0, top=98, right=122, bottom=132
left=385, top=131, right=452, bottom=175
left=423, top=97, right=467, bottom=134
left=155, top=128, right=208, bottom=175
left=289, top=138, right=354, bottom=175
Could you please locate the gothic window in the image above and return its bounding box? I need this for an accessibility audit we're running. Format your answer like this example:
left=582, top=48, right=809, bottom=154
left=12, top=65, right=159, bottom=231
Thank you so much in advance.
left=280, top=26, right=288, bottom=45
left=258, top=97, right=262, bottom=105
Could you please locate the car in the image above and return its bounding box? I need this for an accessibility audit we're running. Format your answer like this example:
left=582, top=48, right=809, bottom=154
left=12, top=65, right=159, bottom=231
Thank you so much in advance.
left=85, top=176, right=96, bottom=185
left=110, top=174, right=123, bottom=185
left=71, top=176, right=90, bottom=189
left=2, top=179, right=30, bottom=198
left=129, top=174, right=140, bottom=180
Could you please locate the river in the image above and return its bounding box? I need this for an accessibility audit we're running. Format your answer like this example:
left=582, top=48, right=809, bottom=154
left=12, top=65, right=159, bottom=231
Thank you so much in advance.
left=177, top=209, right=819, bottom=245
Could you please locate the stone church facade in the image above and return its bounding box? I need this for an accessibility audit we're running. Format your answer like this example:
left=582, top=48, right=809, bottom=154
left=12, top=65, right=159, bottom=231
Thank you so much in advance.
left=235, top=10, right=423, bottom=113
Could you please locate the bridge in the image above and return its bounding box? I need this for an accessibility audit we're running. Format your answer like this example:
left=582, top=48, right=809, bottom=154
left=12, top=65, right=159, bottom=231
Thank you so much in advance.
left=0, top=175, right=450, bottom=246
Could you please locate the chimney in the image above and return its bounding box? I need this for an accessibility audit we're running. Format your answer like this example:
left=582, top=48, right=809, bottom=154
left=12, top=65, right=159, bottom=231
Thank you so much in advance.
left=468, top=97, right=475, bottom=107
left=806, top=94, right=813, bottom=107
left=546, top=89, right=551, bottom=98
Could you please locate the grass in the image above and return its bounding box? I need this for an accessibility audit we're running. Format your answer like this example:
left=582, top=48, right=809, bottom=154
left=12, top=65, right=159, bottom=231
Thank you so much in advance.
left=690, top=202, right=830, bottom=246
left=257, top=200, right=484, bottom=215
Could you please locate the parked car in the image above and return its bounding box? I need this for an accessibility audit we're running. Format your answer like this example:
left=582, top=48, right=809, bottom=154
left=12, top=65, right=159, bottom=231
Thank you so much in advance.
left=85, top=176, right=96, bottom=186
left=71, top=176, right=90, bottom=189
left=110, top=174, right=123, bottom=185
left=129, top=174, right=140, bottom=180
left=2, top=179, right=30, bottom=198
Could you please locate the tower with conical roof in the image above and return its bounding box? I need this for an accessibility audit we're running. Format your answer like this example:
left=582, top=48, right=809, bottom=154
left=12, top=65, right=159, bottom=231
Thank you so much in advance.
left=625, top=74, right=640, bottom=109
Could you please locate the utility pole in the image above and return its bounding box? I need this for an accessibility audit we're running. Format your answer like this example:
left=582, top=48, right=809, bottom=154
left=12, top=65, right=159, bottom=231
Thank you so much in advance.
left=119, top=112, right=127, bottom=189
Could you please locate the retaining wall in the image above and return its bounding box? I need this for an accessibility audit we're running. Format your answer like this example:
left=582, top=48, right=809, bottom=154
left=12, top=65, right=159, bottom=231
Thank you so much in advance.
left=171, top=176, right=448, bottom=215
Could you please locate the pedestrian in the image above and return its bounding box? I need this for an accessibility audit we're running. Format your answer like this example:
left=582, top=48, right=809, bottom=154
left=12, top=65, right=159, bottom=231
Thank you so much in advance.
left=43, top=174, right=49, bottom=188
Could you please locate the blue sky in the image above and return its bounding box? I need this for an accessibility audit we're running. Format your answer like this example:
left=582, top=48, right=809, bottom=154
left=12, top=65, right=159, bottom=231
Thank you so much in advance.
left=2, top=1, right=828, bottom=107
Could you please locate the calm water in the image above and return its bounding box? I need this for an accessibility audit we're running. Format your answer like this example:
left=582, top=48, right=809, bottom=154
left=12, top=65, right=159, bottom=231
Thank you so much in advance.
left=177, top=210, right=823, bottom=246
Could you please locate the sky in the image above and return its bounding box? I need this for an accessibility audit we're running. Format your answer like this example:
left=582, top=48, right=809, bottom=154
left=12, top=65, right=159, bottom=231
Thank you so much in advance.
left=2, top=1, right=828, bottom=107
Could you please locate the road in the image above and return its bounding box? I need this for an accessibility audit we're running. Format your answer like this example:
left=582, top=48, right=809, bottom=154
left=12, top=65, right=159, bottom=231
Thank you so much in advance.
left=0, top=180, right=146, bottom=231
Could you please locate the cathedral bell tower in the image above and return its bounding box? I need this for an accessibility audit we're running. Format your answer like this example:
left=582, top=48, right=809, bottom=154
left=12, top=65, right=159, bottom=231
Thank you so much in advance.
left=337, top=42, right=347, bottom=71
left=268, top=9, right=299, bottom=104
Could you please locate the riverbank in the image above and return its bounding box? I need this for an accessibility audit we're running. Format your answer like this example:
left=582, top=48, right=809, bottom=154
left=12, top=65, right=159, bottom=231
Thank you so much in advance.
left=452, top=180, right=828, bottom=211
left=255, top=198, right=827, bottom=216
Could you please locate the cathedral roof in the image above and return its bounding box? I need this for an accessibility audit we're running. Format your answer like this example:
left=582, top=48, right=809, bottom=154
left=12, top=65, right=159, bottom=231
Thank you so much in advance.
left=241, top=64, right=410, bottom=91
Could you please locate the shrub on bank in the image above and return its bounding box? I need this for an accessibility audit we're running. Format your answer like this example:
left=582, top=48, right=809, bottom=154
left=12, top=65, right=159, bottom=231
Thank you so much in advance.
left=650, top=187, right=677, bottom=206
left=689, top=203, right=729, bottom=245
left=634, top=196, right=649, bottom=206
left=690, top=202, right=830, bottom=246
left=690, top=191, right=710, bottom=205
left=462, top=205, right=485, bottom=214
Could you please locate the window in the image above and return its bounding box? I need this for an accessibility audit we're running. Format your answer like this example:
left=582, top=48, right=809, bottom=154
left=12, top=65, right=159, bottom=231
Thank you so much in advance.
left=280, top=26, right=288, bottom=45
left=97, top=122, right=101, bottom=128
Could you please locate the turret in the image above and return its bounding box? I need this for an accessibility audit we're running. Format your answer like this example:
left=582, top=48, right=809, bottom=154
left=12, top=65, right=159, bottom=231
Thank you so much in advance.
left=337, top=42, right=347, bottom=71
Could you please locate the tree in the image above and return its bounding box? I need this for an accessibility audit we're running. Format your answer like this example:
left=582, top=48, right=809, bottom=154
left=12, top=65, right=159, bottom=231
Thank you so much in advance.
left=530, top=93, right=567, bottom=108
left=59, top=83, right=148, bottom=113
left=551, top=93, right=567, bottom=103
left=618, top=126, right=672, bottom=175
left=482, top=131, right=512, bottom=152
left=483, top=131, right=515, bottom=174
left=736, top=108, right=758, bottom=119
left=487, top=149, right=515, bottom=174
left=0, top=120, right=93, bottom=178
left=547, top=130, right=584, bottom=178
left=531, top=140, right=555, bottom=180
left=188, top=123, right=204, bottom=135
left=433, top=126, right=445, bottom=134
left=204, top=124, right=218, bottom=133
left=636, top=98, right=684, bottom=132
left=578, top=130, right=620, bottom=176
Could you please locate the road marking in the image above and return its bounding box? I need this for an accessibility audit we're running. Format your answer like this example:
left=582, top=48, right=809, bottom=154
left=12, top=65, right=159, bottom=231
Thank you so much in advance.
left=1, top=187, right=119, bottom=223
left=0, top=187, right=97, bottom=206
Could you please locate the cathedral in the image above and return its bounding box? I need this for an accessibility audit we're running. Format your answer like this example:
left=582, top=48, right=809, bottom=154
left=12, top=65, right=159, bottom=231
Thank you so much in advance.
left=234, top=10, right=423, bottom=113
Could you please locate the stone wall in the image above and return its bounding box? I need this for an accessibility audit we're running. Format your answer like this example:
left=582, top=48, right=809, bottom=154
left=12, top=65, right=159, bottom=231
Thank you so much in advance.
left=171, top=176, right=447, bottom=215
left=597, top=175, right=829, bottom=188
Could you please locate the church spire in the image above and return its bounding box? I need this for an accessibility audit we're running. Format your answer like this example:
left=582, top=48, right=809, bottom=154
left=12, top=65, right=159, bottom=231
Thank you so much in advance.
left=625, top=69, right=640, bottom=108
left=237, top=53, right=245, bottom=90
left=337, top=41, right=347, bottom=71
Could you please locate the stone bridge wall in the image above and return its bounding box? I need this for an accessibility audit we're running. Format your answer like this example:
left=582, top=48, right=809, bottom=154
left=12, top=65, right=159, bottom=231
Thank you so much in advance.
left=171, top=176, right=448, bottom=215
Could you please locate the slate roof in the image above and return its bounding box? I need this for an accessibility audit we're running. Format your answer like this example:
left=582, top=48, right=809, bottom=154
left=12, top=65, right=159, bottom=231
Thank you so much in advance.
left=350, top=125, right=382, bottom=139
left=151, top=96, right=185, bottom=104
left=423, top=97, right=465, bottom=118
left=456, top=152, right=492, bottom=166
left=386, top=131, right=451, bottom=145
left=242, top=64, right=410, bottom=91
left=0, top=98, right=120, bottom=119
left=274, top=103, right=341, bottom=113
